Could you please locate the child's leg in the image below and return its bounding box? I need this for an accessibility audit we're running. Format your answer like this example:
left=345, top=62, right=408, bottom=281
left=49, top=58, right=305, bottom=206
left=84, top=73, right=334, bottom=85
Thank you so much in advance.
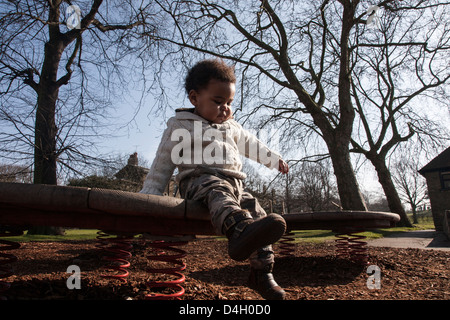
left=180, top=173, right=243, bottom=234
left=180, top=173, right=286, bottom=300
left=239, top=192, right=275, bottom=269
left=240, top=191, right=286, bottom=300
left=180, top=173, right=285, bottom=260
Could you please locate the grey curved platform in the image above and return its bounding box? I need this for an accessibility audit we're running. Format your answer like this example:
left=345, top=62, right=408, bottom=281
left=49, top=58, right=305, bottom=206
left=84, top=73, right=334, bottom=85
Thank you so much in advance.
left=0, top=182, right=400, bottom=235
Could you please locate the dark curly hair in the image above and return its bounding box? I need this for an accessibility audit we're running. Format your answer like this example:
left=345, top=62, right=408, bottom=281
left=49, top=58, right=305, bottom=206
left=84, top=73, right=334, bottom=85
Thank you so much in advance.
left=184, top=59, right=236, bottom=94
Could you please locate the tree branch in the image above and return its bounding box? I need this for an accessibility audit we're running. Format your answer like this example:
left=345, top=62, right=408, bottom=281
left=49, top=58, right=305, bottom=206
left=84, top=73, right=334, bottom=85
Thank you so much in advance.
left=56, top=34, right=82, bottom=87
left=91, top=19, right=144, bottom=33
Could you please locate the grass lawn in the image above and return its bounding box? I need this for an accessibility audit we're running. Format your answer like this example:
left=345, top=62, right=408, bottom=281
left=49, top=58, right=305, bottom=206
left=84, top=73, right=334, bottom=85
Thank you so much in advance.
left=3, top=229, right=101, bottom=242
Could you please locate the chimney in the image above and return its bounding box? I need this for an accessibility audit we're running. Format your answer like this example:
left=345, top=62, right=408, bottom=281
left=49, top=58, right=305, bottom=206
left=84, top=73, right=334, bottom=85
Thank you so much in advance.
left=127, top=152, right=138, bottom=166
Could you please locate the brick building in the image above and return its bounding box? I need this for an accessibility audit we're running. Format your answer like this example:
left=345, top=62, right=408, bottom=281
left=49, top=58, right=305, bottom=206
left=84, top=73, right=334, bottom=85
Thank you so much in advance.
left=115, top=153, right=179, bottom=197
left=419, top=147, right=450, bottom=236
left=115, top=152, right=149, bottom=186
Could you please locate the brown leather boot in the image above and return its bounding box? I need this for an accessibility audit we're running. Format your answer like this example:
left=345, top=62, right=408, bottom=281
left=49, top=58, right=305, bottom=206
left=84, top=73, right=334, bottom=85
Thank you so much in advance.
left=248, top=263, right=286, bottom=300
left=223, top=210, right=286, bottom=261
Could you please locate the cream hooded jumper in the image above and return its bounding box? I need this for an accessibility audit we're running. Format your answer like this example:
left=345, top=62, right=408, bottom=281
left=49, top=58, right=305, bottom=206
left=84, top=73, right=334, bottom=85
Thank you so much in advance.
left=140, top=109, right=281, bottom=195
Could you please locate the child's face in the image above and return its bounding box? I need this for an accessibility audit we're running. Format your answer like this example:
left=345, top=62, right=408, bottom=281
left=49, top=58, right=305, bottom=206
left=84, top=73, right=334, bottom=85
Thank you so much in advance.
left=189, top=79, right=235, bottom=124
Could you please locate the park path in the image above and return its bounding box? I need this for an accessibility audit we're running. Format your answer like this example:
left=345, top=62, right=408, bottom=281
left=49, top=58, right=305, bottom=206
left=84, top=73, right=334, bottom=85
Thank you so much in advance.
left=368, top=230, right=450, bottom=251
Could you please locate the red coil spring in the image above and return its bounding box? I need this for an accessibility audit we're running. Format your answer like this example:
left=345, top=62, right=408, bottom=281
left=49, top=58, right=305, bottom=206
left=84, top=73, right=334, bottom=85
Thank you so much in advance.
left=96, top=231, right=133, bottom=282
left=334, top=229, right=368, bottom=264
left=278, top=231, right=296, bottom=257
left=145, top=240, right=187, bottom=300
left=0, top=228, right=23, bottom=300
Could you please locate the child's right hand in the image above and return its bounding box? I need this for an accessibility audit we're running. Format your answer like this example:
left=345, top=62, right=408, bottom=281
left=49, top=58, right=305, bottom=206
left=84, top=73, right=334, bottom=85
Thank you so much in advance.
left=278, top=159, right=289, bottom=174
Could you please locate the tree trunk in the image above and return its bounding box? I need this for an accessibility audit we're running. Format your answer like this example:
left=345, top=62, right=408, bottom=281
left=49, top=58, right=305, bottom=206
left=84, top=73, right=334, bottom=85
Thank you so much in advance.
left=324, top=1, right=366, bottom=211
left=33, top=35, right=64, bottom=185
left=328, top=141, right=367, bottom=211
left=411, top=205, right=418, bottom=224
left=368, top=154, right=413, bottom=227
left=30, top=37, right=65, bottom=235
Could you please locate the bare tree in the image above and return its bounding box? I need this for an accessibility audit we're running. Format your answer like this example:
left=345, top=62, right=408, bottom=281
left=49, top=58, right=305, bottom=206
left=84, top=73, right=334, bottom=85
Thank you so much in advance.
left=245, top=159, right=339, bottom=213
left=0, top=1, right=159, bottom=234
left=0, top=163, right=33, bottom=183
left=141, top=0, right=375, bottom=210
left=141, top=0, right=449, bottom=218
left=0, top=0, right=156, bottom=185
left=279, top=161, right=338, bottom=212
left=392, top=148, right=429, bottom=224
left=298, top=161, right=338, bottom=212
left=349, top=1, right=449, bottom=226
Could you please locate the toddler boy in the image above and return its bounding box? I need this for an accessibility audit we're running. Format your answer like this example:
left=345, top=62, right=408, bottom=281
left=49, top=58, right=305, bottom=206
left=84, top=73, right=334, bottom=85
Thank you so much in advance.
left=140, top=59, right=289, bottom=299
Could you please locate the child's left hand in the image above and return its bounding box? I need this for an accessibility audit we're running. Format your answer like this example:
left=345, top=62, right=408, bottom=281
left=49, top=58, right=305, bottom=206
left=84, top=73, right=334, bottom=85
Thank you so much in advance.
left=278, top=159, right=289, bottom=174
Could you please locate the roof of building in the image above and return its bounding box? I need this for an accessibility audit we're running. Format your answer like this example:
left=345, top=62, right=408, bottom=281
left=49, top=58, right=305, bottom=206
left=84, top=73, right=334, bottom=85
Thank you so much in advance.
left=419, top=146, right=450, bottom=175
left=114, top=153, right=149, bottom=183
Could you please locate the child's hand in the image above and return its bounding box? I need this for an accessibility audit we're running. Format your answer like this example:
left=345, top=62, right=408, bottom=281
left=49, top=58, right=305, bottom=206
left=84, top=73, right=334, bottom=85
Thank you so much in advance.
left=279, top=159, right=289, bottom=174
